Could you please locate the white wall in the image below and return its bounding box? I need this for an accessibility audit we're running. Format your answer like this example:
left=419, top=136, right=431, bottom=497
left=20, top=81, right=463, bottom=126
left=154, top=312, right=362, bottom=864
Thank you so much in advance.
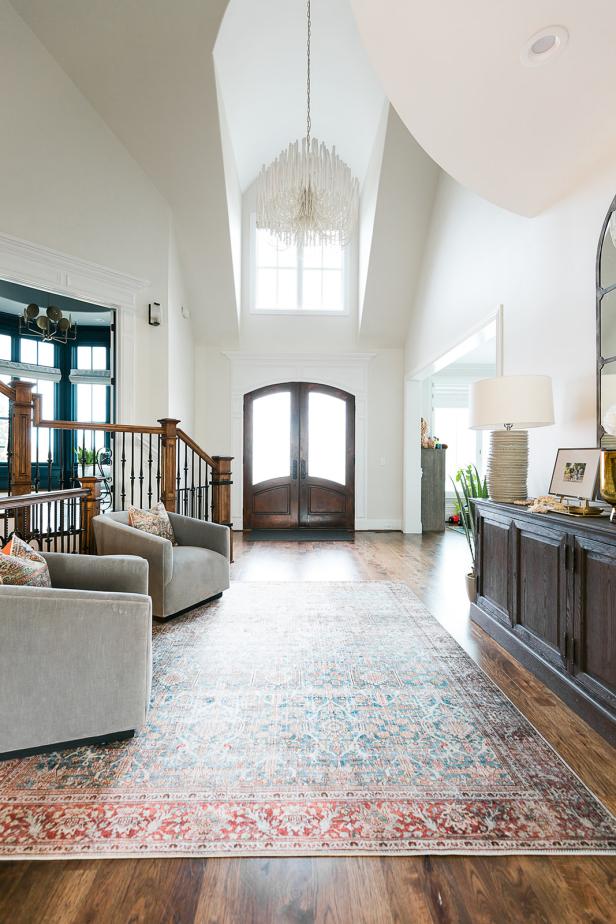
left=359, top=108, right=440, bottom=347
left=406, top=167, right=616, bottom=496
left=167, top=226, right=194, bottom=430
left=0, top=0, right=192, bottom=426
left=194, top=346, right=404, bottom=528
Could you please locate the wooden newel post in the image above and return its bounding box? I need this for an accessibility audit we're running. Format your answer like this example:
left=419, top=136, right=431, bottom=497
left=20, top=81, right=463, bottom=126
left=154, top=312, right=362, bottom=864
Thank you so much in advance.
left=10, top=379, right=34, bottom=497
left=78, top=476, right=103, bottom=554
left=212, top=455, right=234, bottom=562
left=158, top=418, right=180, bottom=513
left=10, top=379, right=35, bottom=536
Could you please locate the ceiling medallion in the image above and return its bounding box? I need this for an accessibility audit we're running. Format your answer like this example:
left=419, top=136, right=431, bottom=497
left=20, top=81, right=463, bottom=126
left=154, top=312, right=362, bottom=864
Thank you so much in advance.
left=19, top=303, right=77, bottom=345
left=256, top=0, right=359, bottom=248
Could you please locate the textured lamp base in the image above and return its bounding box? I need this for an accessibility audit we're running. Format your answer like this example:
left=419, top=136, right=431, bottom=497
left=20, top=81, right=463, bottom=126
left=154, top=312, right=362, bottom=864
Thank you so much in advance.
left=487, top=429, right=529, bottom=502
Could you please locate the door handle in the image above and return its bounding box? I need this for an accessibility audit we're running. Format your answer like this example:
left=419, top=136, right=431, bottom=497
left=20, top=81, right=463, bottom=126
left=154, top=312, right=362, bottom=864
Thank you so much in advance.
left=300, top=459, right=307, bottom=479
left=292, top=460, right=298, bottom=480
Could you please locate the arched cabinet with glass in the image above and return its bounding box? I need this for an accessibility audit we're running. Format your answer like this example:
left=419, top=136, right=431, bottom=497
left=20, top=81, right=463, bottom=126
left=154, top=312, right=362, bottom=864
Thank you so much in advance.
left=598, top=195, right=616, bottom=447
left=0, top=279, right=113, bottom=493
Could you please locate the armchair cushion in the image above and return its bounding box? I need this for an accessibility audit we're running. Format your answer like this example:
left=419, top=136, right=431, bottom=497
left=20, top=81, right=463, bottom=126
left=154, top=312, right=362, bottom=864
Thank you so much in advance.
left=128, top=501, right=176, bottom=544
left=0, top=536, right=51, bottom=587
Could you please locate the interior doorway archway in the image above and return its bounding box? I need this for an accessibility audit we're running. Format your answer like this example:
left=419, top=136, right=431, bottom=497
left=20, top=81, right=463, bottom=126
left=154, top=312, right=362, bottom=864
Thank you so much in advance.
left=243, top=382, right=355, bottom=530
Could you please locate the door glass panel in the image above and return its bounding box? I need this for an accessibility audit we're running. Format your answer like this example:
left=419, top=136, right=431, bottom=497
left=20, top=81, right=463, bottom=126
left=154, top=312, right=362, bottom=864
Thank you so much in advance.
left=252, top=391, right=291, bottom=484
left=308, top=392, right=346, bottom=485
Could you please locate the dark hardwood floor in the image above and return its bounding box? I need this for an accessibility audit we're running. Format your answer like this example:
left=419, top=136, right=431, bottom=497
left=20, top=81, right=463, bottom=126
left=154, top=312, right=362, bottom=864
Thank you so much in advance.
left=1, top=530, right=615, bottom=924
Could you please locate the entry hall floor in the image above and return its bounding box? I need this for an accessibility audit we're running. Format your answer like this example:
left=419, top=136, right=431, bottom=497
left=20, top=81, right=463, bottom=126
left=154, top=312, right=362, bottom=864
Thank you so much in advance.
left=1, top=531, right=614, bottom=924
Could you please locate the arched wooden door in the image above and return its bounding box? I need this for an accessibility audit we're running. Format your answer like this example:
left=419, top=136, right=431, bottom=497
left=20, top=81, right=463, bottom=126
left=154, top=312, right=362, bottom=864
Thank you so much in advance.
left=243, top=382, right=355, bottom=530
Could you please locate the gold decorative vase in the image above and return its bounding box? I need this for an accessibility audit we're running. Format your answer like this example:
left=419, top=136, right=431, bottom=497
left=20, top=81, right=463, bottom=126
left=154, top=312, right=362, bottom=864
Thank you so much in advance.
left=600, top=451, right=616, bottom=522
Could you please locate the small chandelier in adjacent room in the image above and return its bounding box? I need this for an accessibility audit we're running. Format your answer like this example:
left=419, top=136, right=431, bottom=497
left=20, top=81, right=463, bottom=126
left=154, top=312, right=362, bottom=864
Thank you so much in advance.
left=19, top=303, right=77, bottom=345
left=256, top=0, right=359, bottom=248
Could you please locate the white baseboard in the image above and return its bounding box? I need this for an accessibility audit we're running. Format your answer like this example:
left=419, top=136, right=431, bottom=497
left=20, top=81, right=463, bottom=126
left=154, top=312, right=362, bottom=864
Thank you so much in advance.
left=355, top=518, right=402, bottom=531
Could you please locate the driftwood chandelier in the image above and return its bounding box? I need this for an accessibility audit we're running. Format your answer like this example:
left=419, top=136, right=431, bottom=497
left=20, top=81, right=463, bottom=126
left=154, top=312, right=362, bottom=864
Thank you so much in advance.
left=256, top=0, right=359, bottom=248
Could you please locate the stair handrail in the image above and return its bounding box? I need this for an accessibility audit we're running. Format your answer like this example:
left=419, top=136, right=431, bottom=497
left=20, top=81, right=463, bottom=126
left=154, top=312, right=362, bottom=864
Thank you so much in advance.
left=6, top=383, right=232, bottom=540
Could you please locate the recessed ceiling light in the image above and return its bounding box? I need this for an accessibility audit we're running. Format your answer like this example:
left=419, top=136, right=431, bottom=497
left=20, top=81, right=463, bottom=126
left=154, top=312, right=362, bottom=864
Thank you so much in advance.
left=521, top=25, right=568, bottom=67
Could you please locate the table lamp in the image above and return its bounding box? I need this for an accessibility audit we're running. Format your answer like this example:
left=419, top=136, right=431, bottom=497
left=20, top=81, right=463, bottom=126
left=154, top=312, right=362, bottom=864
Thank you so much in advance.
left=469, top=375, right=554, bottom=502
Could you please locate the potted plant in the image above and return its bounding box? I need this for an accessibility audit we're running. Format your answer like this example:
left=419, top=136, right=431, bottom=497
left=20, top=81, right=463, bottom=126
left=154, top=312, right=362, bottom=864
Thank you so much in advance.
left=451, top=464, right=488, bottom=602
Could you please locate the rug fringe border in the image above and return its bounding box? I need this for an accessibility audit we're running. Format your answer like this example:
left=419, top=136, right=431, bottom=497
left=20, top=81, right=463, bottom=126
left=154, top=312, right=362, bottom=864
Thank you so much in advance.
left=1, top=847, right=615, bottom=862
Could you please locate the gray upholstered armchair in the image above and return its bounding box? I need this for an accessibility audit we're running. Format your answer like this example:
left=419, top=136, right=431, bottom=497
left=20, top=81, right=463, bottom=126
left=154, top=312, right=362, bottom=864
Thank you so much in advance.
left=0, top=553, right=152, bottom=760
left=92, top=511, right=230, bottom=620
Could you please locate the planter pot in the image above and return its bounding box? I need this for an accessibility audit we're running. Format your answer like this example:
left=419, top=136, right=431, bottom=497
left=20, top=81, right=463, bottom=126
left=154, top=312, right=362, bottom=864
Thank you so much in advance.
left=465, top=571, right=477, bottom=603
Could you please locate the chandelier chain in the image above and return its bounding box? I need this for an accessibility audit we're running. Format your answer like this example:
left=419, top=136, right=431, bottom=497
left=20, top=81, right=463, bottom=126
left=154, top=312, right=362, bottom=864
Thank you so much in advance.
left=306, top=0, right=311, bottom=147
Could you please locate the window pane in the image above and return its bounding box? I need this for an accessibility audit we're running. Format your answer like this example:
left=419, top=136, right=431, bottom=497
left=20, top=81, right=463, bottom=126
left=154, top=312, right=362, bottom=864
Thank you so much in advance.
left=256, top=268, right=277, bottom=310
left=308, top=391, right=346, bottom=485
left=91, top=384, right=107, bottom=421
left=92, top=346, right=107, bottom=370
left=303, top=242, right=323, bottom=269
left=77, top=346, right=92, bottom=370
left=38, top=342, right=54, bottom=366
left=278, top=269, right=298, bottom=310
left=322, top=242, right=343, bottom=269
left=252, top=391, right=291, bottom=485
left=0, top=334, right=11, bottom=360
left=302, top=269, right=322, bottom=310
left=256, top=229, right=282, bottom=267
left=77, top=383, right=92, bottom=422
left=0, top=374, right=9, bottom=462
left=32, top=379, right=54, bottom=462
left=277, top=242, right=298, bottom=269
left=20, top=339, right=37, bottom=364
left=322, top=270, right=343, bottom=311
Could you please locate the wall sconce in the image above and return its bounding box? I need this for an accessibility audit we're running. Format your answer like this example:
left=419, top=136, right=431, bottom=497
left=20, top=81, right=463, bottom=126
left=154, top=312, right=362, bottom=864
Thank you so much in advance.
left=148, top=302, right=162, bottom=326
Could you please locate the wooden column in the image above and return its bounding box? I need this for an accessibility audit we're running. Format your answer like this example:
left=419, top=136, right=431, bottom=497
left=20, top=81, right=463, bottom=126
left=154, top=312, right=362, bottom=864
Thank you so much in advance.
left=78, top=476, right=103, bottom=554
left=212, top=455, right=234, bottom=562
left=10, top=380, right=34, bottom=536
left=158, top=418, right=180, bottom=513
left=10, top=379, right=35, bottom=496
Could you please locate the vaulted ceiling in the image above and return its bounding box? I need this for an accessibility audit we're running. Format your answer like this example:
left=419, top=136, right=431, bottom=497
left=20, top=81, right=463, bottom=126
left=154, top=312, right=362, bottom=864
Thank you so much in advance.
left=350, top=0, right=616, bottom=217
left=10, top=0, right=239, bottom=343
left=214, top=0, right=385, bottom=192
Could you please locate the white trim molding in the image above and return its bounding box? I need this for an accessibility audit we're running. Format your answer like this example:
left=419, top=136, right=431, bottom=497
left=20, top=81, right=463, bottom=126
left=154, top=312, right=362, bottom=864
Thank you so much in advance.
left=224, top=351, right=375, bottom=530
left=0, top=230, right=149, bottom=423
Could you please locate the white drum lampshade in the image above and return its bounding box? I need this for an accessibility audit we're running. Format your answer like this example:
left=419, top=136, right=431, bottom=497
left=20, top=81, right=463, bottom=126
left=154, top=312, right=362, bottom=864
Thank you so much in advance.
left=470, top=375, right=554, bottom=502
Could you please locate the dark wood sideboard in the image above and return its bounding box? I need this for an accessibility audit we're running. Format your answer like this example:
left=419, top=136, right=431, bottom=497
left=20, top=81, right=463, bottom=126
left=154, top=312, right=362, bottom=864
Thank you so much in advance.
left=471, top=499, right=616, bottom=744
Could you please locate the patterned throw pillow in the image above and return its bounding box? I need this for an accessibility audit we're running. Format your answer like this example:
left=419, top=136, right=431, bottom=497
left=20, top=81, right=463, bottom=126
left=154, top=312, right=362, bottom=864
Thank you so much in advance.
left=0, top=535, right=51, bottom=587
left=128, top=501, right=176, bottom=544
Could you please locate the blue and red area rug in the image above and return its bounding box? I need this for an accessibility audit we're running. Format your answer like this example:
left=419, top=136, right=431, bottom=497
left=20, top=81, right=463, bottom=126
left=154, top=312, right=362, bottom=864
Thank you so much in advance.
left=1, top=581, right=615, bottom=858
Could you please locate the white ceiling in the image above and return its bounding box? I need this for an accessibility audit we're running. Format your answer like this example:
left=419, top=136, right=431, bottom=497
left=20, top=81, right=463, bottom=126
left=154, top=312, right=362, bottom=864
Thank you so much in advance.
left=350, top=0, right=616, bottom=217
left=214, top=0, right=386, bottom=191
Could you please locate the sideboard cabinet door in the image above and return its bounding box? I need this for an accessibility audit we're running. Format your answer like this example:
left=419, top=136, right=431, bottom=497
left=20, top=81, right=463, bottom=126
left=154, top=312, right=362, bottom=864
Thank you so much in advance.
left=512, top=522, right=568, bottom=671
left=476, top=510, right=512, bottom=625
left=573, top=537, right=616, bottom=715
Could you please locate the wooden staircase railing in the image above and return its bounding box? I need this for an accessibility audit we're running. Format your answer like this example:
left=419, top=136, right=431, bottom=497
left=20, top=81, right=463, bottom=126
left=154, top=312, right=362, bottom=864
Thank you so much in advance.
left=0, top=380, right=233, bottom=557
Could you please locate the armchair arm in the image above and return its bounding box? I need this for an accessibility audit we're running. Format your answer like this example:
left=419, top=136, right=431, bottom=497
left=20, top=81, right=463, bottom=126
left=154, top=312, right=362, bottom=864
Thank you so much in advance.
left=0, top=585, right=151, bottom=755
left=93, top=515, right=174, bottom=584
left=42, top=552, right=149, bottom=595
left=168, top=513, right=230, bottom=559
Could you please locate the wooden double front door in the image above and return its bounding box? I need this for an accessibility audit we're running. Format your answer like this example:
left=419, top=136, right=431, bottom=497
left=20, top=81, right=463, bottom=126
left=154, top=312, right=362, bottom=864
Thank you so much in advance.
left=243, top=382, right=355, bottom=530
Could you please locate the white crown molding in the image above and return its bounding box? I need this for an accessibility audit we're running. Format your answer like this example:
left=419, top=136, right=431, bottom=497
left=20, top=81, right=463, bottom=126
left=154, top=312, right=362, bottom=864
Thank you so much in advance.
left=223, top=351, right=376, bottom=365
left=0, top=231, right=150, bottom=423
left=0, top=230, right=149, bottom=311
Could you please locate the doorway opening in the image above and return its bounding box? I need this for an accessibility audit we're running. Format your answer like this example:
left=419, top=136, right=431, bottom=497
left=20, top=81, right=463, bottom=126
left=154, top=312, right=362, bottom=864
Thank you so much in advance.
left=243, top=382, right=355, bottom=531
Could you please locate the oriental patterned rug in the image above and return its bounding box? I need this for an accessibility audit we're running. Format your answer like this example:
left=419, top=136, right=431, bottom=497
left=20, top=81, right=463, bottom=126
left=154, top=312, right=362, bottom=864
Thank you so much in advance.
left=1, top=582, right=615, bottom=858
